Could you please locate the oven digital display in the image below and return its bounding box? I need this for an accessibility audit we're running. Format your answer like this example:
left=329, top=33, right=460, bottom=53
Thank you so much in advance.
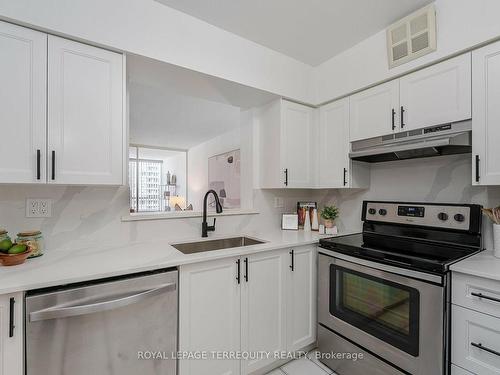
left=398, top=206, right=425, bottom=217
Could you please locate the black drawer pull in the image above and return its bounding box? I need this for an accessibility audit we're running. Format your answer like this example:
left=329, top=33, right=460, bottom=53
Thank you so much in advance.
left=51, top=150, right=56, bottom=180
left=236, top=259, right=241, bottom=284
left=471, top=292, right=500, bottom=303
left=475, top=155, right=480, bottom=183
left=391, top=108, right=396, bottom=130
left=471, top=342, right=500, bottom=357
left=284, top=168, right=288, bottom=186
left=36, top=149, right=41, bottom=180
left=244, top=257, right=248, bottom=282
left=289, top=249, right=294, bottom=271
left=400, top=106, right=405, bottom=128
left=9, top=297, right=15, bottom=338
left=343, top=168, right=347, bottom=186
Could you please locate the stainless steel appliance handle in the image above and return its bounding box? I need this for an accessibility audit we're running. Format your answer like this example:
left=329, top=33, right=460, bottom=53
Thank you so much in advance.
left=29, top=282, right=176, bottom=322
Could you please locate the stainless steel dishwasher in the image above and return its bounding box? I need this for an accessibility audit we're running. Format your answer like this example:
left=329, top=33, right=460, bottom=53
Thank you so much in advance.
left=25, top=269, right=178, bottom=375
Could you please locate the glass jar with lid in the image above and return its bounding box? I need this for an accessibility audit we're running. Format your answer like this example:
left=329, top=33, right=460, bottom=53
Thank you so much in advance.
left=0, top=229, right=10, bottom=242
left=16, top=231, right=44, bottom=258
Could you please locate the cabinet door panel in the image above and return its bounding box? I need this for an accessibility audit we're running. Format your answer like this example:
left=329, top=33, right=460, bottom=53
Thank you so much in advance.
left=179, top=257, right=241, bottom=375
left=281, top=100, right=314, bottom=188
left=472, top=41, right=500, bottom=185
left=400, top=53, right=471, bottom=131
left=287, top=246, right=316, bottom=352
left=48, top=36, right=123, bottom=185
left=241, top=251, right=287, bottom=374
left=0, top=293, right=23, bottom=375
left=319, top=98, right=349, bottom=188
left=0, top=21, right=46, bottom=183
left=349, top=80, right=399, bottom=141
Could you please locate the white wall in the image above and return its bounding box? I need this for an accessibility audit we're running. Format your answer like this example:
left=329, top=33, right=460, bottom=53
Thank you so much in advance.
left=314, top=0, right=500, bottom=103
left=187, top=110, right=254, bottom=211
left=0, top=0, right=314, bottom=104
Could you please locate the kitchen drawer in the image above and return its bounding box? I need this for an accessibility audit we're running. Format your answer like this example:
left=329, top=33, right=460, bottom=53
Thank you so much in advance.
left=452, top=272, right=500, bottom=319
left=451, top=364, right=474, bottom=375
left=452, top=304, right=500, bottom=375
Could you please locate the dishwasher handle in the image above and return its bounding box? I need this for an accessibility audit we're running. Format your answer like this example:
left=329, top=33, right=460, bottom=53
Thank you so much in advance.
left=29, top=282, right=176, bottom=322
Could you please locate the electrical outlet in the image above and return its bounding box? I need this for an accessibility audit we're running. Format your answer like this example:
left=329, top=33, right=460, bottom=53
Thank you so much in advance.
left=274, top=197, right=284, bottom=209
left=26, top=199, right=52, bottom=218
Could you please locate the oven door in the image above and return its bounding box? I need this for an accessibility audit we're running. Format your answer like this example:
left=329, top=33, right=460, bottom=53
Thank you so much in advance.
left=318, top=251, right=445, bottom=375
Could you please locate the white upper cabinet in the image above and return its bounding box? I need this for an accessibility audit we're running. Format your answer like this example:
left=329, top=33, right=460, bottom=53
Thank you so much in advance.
left=472, top=41, right=500, bottom=185
left=48, top=36, right=124, bottom=185
left=259, top=99, right=315, bottom=188
left=400, top=53, right=471, bottom=131
left=318, top=98, right=349, bottom=188
left=349, top=80, right=400, bottom=141
left=281, top=100, right=315, bottom=188
left=0, top=21, right=47, bottom=183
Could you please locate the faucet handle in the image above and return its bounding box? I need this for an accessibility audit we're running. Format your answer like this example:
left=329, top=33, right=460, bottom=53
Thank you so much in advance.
left=212, top=218, right=216, bottom=227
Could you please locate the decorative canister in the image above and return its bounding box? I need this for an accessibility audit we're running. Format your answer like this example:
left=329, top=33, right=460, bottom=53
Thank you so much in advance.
left=16, top=231, right=44, bottom=258
left=494, top=224, right=500, bottom=258
left=0, top=229, right=10, bottom=242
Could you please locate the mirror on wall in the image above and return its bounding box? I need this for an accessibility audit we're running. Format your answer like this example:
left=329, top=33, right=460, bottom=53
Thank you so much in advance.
left=126, top=54, right=277, bottom=217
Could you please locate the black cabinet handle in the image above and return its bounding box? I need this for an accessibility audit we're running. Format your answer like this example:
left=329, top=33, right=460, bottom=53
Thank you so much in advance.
left=391, top=108, right=396, bottom=130
left=244, top=257, right=248, bottom=282
left=51, top=150, right=56, bottom=180
left=471, top=342, right=500, bottom=357
left=289, top=250, right=294, bottom=271
left=236, top=259, right=241, bottom=284
left=9, top=297, right=15, bottom=338
left=475, top=155, right=480, bottom=183
left=36, top=149, right=41, bottom=180
left=284, top=168, right=288, bottom=186
left=400, top=106, right=405, bottom=128
left=471, top=292, right=500, bottom=303
left=343, top=168, right=347, bottom=186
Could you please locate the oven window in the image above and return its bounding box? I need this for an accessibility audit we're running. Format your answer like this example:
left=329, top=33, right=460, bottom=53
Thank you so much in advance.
left=330, top=265, right=420, bottom=356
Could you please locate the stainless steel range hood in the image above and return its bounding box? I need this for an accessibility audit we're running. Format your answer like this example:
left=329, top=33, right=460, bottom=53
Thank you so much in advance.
left=349, top=121, right=472, bottom=163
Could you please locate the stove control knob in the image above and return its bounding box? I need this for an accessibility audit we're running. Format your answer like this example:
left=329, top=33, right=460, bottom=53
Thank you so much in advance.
left=454, top=213, right=465, bottom=222
left=438, top=212, right=449, bottom=221
left=379, top=209, right=387, bottom=216
left=368, top=208, right=376, bottom=215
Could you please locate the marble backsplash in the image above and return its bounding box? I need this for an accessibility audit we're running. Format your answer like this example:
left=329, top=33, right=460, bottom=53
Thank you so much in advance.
left=312, top=154, right=500, bottom=250
left=1, top=154, right=499, bottom=252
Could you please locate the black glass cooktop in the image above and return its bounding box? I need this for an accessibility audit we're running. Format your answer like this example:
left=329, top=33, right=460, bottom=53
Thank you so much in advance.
left=319, top=232, right=481, bottom=275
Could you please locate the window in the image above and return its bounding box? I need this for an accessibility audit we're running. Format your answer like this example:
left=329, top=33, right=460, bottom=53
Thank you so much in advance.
left=129, top=146, right=187, bottom=213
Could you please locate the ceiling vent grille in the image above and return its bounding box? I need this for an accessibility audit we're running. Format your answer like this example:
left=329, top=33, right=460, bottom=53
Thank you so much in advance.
left=387, top=4, right=436, bottom=69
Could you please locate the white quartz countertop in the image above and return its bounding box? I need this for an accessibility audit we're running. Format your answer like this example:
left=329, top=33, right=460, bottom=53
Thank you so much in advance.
left=0, top=230, right=343, bottom=295
left=450, top=250, right=500, bottom=281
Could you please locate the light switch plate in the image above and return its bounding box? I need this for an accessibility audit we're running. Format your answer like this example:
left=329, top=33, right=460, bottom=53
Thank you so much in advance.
left=26, top=199, right=52, bottom=218
left=274, top=197, right=284, bottom=208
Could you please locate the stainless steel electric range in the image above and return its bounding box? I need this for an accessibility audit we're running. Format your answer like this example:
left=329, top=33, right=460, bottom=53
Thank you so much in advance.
left=317, top=201, right=483, bottom=375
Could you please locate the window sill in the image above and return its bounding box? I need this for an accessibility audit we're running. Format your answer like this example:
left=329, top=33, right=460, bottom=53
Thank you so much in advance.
left=121, top=209, right=259, bottom=222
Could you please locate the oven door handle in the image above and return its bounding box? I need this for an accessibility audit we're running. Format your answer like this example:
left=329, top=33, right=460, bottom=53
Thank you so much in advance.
left=29, top=282, right=176, bottom=322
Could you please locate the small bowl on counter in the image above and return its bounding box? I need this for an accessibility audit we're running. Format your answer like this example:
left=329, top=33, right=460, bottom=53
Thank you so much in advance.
left=0, top=245, right=33, bottom=266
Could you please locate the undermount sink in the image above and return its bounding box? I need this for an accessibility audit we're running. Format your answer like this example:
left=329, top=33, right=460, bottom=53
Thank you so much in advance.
left=171, top=236, right=265, bottom=254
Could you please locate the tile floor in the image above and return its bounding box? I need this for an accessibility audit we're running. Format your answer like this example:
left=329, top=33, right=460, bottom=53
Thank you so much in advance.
left=266, top=350, right=335, bottom=375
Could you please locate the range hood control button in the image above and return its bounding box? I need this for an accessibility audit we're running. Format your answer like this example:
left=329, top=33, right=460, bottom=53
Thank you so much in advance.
left=379, top=209, right=387, bottom=216
left=454, top=214, right=465, bottom=222
left=368, top=208, right=376, bottom=215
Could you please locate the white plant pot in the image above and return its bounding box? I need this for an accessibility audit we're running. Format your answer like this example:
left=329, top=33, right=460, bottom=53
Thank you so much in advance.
left=494, top=224, right=500, bottom=258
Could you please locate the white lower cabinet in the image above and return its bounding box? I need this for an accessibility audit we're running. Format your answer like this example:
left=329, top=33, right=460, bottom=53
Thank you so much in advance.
left=286, top=246, right=316, bottom=352
left=179, top=245, right=317, bottom=375
left=179, top=256, right=241, bottom=375
left=0, top=292, right=23, bottom=375
left=241, top=250, right=288, bottom=374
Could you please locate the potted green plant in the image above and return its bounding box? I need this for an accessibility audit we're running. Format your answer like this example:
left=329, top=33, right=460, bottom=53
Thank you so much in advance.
left=320, top=205, right=339, bottom=229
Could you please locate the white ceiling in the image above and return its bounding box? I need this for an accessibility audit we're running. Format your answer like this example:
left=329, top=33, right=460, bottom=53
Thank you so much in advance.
left=127, top=55, right=278, bottom=149
left=155, top=0, right=434, bottom=66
